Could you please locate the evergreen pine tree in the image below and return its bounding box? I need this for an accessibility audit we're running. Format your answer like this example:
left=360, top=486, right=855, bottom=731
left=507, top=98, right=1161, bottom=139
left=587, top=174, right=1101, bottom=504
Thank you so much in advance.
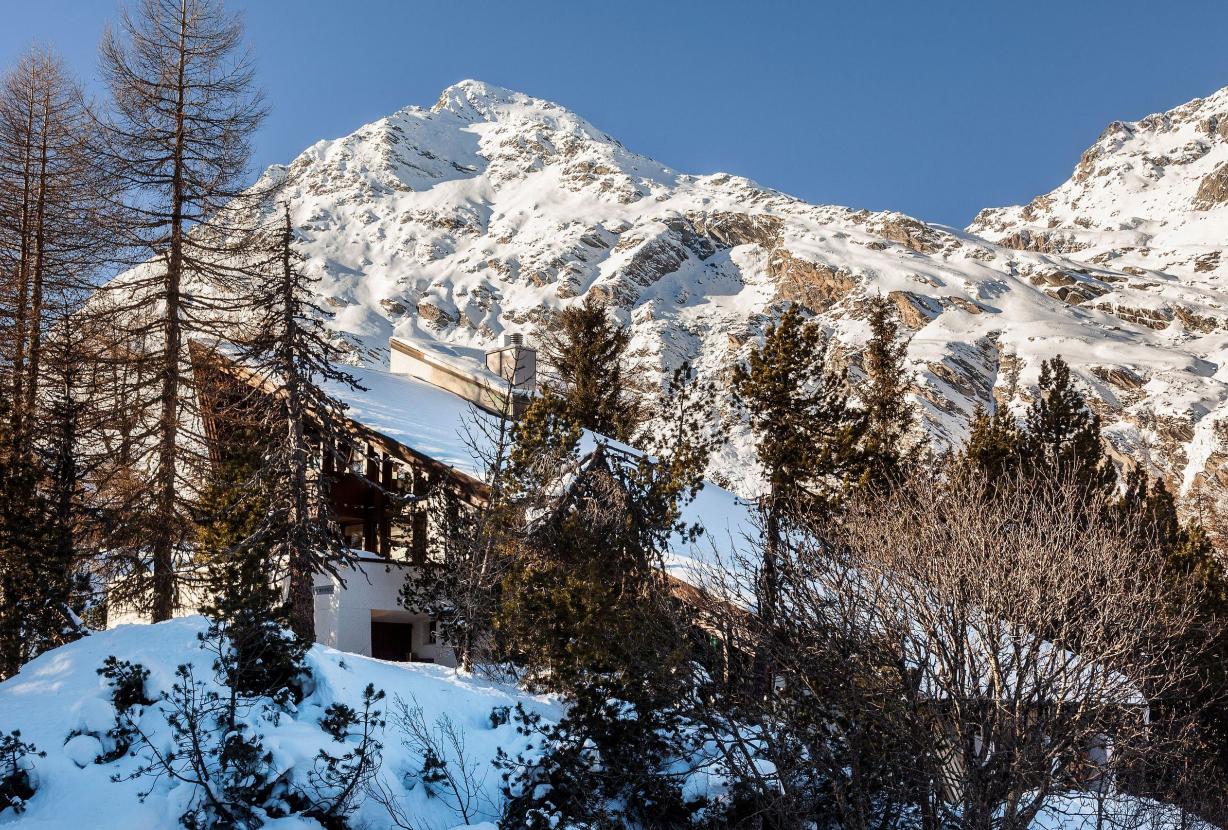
left=731, top=305, right=866, bottom=630
left=196, top=428, right=306, bottom=699
left=1024, top=356, right=1115, bottom=494
left=492, top=367, right=715, bottom=828
left=860, top=295, right=915, bottom=488
left=496, top=362, right=714, bottom=692
left=40, top=310, right=92, bottom=633
left=0, top=397, right=74, bottom=678
left=961, top=403, right=1027, bottom=482
left=232, top=203, right=363, bottom=642
left=1116, top=466, right=1228, bottom=790
left=536, top=295, right=643, bottom=441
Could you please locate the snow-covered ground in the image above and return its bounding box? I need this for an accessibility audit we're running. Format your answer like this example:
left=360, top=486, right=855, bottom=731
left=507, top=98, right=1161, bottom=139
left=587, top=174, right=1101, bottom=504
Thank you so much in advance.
left=0, top=619, right=1205, bottom=828
left=0, top=618, right=556, bottom=829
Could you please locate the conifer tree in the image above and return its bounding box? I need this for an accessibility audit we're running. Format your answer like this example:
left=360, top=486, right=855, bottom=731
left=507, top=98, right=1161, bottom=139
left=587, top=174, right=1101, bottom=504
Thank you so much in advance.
left=0, top=398, right=75, bottom=678
left=496, top=364, right=712, bottom=695
left=492, top=367, right=715, bottom=828
left=961, top=403, right=1026, bottom=482
left=97, top=0, right=266, bottom=621
left=536, top=295, right=643, bottom=441
left=1024, top=356, right=1114, bottom=494
left=0, top=48, right=115, bottom=445
left=39, top=306, right=93, bottom=633
left=1116, top=465, right=1228, bottom=788
left=860, top=295, right=915, bottom=488
left=230, top=203, right=362, bottom=642
left=196, top=434, right=308, bottom=699
left=731, top=306, right=865, bottom=627
left=0, top=53, right=115, bottom=630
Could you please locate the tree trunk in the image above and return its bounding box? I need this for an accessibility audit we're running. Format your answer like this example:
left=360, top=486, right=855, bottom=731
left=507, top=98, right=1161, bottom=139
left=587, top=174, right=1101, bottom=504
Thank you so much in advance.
left=9, top=65, right=36, bottom=438
left=150, top=4, right=190, bottom=622
left=281, top=210, right=315, bottom=641
left=24, top=88, right=50, bottom=426
left=753, top=483, right=780, bottom=695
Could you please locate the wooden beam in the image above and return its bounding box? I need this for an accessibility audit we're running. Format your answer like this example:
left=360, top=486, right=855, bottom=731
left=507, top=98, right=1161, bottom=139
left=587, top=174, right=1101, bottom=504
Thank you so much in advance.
left=379, top=452, right=393, bottom=557
left=412, top=466, right=429, bottom=565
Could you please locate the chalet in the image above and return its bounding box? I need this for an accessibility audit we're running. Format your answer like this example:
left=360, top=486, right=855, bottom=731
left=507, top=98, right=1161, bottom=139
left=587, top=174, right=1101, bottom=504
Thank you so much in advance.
left=166, top=334, right=753, bottom=666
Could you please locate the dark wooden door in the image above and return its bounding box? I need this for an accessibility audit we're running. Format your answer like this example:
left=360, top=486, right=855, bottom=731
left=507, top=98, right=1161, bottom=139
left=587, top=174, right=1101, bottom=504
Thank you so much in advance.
left=371, top=621, right=413, bottom=661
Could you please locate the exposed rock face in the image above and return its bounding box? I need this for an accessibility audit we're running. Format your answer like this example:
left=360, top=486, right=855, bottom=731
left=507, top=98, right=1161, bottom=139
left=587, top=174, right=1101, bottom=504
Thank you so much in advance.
left=686, top=211, right=782, bottom=248
left=888, top=291, right=942, bottom=330
left=992, top=229, right=1086, bottom=256
left=1194, top=161, right=1228, bottom=209
left=112, top=79, right=1228, bottom=504
left=865, top=213, right=945, bottom=254
left=416, top=299, right=457, bottom=329
left=769, top=250, right=856, bottom=310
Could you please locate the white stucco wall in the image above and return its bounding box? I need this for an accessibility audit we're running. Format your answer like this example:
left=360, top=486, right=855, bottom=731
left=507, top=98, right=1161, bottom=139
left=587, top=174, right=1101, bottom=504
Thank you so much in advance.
left=109, top=560, right=457, bottom=667
left=313, top=559, right=456, bottom=666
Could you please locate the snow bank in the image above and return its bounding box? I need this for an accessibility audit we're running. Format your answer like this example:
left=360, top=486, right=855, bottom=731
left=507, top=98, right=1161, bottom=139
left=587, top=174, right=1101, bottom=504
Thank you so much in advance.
left=0, top=617, right=559, bottom=829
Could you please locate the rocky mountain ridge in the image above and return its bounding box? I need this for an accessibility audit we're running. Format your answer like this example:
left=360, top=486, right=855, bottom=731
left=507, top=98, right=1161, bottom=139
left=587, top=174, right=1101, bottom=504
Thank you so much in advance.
left=970, top=85, right=1228, bottom=288
left=187, top=80, right=1228, bottom=501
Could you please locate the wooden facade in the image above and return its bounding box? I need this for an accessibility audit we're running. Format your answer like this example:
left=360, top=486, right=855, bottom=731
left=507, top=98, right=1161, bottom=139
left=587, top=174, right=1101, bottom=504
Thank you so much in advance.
left=189, top=343, right=486, bottom=567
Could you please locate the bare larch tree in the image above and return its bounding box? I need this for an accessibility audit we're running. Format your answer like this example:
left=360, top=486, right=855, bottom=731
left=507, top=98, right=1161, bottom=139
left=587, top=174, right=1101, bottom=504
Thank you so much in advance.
left=96, top=0, right=265, bottom=620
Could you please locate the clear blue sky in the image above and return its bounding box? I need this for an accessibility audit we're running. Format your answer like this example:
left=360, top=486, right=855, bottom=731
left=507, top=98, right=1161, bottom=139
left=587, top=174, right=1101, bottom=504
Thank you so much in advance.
left=5, top=1, right=1228, bottom=227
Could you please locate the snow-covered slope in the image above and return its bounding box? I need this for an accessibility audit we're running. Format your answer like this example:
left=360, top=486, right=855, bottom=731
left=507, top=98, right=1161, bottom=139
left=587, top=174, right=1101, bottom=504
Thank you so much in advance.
left=0, top=619, right=1190, bottom=830
left=143, top=80, right=1228, bottom=501
left=967, top=85, right=1228, bottom=498
left=0, top=617, right=556, bottom=828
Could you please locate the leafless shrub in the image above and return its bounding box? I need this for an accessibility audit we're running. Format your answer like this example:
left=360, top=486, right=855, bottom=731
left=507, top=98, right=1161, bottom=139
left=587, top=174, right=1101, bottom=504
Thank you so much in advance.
left=696, top=473, right=1221, bottom=830
left=371, top=694, right=489, bottom=829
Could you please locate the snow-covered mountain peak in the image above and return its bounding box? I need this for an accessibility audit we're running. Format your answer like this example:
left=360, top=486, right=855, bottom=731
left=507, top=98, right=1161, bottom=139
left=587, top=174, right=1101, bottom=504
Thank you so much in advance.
left=431, top=78, right=517, bottom=117
left=430, top=78, right=560, bottom=123
left=425, top=79, right=635, bottom=156
left=132, top=82, right=1228, bottom=503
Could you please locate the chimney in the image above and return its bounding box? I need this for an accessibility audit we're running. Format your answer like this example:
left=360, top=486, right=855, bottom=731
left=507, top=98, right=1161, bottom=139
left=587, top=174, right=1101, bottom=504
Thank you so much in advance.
left=486, top=333, right=536, bottom=394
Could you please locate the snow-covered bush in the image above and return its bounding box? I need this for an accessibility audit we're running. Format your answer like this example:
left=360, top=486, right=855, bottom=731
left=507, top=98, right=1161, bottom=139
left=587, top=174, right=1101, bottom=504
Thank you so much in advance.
left=0, top=617, right=557, bottom=827
left=93, top=656, right=153, bottom=763
left=123, top=661, right=292, bottom=829
left=0, top=731, right=43, bottom=815
left=97, top=656, right=152, bottom=713
left=495, top=689, right=712, bottom=830
left=302, top=683, right=385, bottom=829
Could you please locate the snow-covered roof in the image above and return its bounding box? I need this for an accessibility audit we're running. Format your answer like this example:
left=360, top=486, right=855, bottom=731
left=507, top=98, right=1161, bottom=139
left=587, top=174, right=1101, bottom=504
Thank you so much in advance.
left=328, top=363, right=492, bottom=480
left=324, top=363, right=757, bottom=587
